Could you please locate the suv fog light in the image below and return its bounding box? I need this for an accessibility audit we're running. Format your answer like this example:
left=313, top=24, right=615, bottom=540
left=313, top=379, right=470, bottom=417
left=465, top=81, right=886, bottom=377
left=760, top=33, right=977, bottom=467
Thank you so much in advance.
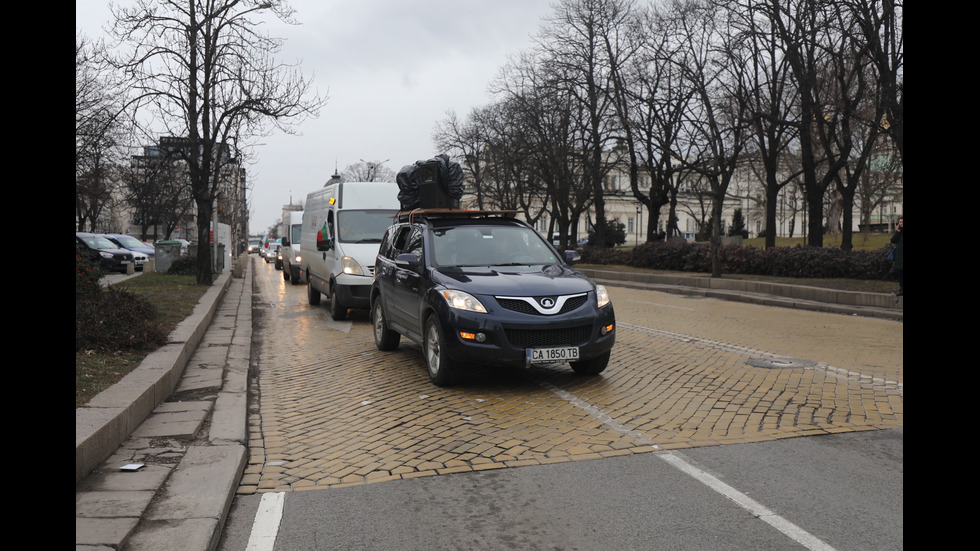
left=600, top=323, right=614, bottom=335
left=460, top=331, right=487, bottom=343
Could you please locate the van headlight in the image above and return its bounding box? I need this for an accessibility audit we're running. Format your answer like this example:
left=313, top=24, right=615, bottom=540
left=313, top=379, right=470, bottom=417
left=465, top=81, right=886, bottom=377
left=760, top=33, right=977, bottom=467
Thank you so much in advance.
left=596, top=285, right=610, bottom=308
left=341, top=256, right=364, bottom=275
left=440, top=290, right=487, bottom=313
left=295, top=255, right=302, bottom=263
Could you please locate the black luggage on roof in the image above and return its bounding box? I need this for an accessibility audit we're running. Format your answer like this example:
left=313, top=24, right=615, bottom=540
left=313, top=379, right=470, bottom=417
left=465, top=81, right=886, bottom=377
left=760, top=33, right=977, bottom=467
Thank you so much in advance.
left=396, top=154, right=464, bottom=210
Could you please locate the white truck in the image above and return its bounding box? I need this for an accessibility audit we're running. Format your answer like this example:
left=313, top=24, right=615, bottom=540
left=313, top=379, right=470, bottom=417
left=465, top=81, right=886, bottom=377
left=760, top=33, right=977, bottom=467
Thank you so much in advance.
left=281, top=210, right=304, bottom=284
left=301, top=181, right=400, bottom=320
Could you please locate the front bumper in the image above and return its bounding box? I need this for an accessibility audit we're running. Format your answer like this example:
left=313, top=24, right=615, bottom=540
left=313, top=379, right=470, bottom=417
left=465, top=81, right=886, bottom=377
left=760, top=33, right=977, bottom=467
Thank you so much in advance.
left=433, top=295, right=616, bottom=368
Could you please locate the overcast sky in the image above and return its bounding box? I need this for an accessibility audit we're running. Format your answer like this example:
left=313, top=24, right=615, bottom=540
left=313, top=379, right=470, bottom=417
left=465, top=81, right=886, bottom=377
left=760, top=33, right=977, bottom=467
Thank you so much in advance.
left=77, top=0, right=555, bottom=235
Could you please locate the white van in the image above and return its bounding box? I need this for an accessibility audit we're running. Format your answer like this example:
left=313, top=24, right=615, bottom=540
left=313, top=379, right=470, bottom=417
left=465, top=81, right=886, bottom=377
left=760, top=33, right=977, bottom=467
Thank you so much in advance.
left=301, top=181, right=400, bottom=320
left=281, top=211, right=304, bottom=284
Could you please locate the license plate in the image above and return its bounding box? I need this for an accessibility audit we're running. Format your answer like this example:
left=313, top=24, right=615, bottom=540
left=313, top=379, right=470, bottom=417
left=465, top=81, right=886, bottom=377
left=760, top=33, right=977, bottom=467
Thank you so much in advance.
left=526, top=346, right=579, bottom=365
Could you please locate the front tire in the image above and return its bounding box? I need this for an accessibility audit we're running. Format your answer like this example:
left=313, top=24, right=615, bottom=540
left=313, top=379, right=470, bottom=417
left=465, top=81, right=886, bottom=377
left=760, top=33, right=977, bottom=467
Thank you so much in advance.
left=423, top=316, right=458, bottom=386
left=307, top=280, right=321, bottom=305
left=570, top=351, right=610, bottom=376
left=328, top=283, right=346, bottom=320
left=372, top=299, right=400, bottom=351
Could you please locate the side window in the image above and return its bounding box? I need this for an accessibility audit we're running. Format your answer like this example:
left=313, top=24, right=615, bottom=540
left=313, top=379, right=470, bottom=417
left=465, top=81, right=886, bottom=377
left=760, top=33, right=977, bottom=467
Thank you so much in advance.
left=391, top=225, right=412, bottom=252
left=406, top=227, right=423, bottom=262
left=378, top=228, right=394, bottom=260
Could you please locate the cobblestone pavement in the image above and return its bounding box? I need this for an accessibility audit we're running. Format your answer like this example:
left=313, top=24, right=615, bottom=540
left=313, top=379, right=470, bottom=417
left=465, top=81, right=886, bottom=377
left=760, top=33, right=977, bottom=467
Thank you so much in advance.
left=239, top=263, right=902, bottom=494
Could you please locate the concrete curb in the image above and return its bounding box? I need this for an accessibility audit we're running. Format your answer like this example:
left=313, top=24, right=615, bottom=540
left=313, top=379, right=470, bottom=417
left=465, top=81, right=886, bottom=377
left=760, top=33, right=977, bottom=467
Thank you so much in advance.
left=578, top=268, right=902, bottom=321
left=75, top=271, right=233, bottom=485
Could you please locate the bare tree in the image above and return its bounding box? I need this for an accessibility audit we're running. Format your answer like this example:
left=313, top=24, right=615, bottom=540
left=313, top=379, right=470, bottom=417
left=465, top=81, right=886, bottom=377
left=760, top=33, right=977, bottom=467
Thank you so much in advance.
left=107, top=0, right=323, bottom=284
left=846, top=0, right=902, bottom=163
left=536, top=0, right=623, bottom=248
left=343, top=160, right=395, bottom=182
left=632, top=2, right=702, bottom=241
left=490, top=50, right=594, bottom=249
left=76, top=33, right=131, bottom=232
left=855, top=137, right=901, bottom=230
left=433, top=108, right=492, bottom=209
left=667, top=0, right=751, bottom=276
left=717, top=0, right=802, bottom=248
left=122, top=147, right=195, bottom=241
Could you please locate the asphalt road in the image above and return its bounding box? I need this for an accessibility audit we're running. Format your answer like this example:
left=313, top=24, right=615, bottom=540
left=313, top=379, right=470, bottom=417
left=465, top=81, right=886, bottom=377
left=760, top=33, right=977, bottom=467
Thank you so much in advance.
left=217, top=260, right=903, bottom=551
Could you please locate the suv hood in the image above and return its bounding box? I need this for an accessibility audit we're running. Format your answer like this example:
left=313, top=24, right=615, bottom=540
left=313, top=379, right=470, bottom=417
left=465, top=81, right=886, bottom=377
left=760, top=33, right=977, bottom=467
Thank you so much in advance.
left=433, top=264, right=595, bottom=297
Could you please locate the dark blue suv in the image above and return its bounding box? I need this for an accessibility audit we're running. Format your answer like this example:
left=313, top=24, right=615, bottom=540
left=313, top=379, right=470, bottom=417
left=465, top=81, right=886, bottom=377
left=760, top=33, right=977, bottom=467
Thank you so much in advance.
left=371, top=211, right=615, bottom=386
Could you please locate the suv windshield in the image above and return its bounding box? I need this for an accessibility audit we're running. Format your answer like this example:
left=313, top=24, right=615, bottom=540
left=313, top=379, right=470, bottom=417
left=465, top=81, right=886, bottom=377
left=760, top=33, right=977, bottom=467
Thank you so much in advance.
left=338, top=210, right=398, bottom=243
left=431, top=224, right=558, bottom=268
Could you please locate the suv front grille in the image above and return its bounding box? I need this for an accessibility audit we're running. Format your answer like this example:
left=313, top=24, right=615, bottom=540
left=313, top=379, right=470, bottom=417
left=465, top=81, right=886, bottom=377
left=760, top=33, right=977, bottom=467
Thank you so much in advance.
left=504, top=325, right=592, bottom=348
left=496, top=295, right=588, bottom=316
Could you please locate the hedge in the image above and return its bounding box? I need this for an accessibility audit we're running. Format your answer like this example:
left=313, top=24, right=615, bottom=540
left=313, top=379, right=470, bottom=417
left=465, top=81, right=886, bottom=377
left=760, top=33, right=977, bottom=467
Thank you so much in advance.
left=579, top=241, right=894, bottom=281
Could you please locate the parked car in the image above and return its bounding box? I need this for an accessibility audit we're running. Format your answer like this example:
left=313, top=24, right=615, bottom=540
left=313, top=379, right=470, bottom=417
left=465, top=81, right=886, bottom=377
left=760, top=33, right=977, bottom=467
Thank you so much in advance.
left=76, top=232, right=135, bottom=273
left=370, top=210, right=616, bottom=386
left=172, top=239, right=191, bottom=255
left=104, top=233, right=155, bottom=265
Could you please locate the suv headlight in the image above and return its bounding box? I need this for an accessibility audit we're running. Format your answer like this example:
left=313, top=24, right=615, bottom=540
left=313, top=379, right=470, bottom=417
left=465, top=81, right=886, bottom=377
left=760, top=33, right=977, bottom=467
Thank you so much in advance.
left=440, top=290, right=487, bottom=313
left=596, top=285, right=610, bottom=308
left=341, top=256, right=364, bottom=275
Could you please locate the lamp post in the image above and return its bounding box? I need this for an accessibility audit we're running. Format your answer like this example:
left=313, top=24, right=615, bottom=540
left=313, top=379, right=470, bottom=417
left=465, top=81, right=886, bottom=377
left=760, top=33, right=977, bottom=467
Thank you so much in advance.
left=360, top=158, right=390, bottom=182
left=635, top=205, right=641, bottom=246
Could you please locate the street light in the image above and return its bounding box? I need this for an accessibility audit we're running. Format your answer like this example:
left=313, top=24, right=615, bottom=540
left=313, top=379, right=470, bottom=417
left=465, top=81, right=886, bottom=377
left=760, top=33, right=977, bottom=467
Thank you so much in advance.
left=360, top=158, right=390, bottom=182
left=635, top=205, right=641, bottom=246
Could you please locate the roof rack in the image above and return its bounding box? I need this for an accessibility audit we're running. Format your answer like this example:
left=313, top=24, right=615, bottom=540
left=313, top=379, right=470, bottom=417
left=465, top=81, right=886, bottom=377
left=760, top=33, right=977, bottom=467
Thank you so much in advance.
left=396, top=208, right=519, bottom=224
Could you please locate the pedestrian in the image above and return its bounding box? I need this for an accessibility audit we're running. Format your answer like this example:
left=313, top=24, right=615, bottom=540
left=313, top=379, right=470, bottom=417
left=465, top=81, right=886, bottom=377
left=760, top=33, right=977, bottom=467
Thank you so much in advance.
left=890, top=216, right=903, bottom=296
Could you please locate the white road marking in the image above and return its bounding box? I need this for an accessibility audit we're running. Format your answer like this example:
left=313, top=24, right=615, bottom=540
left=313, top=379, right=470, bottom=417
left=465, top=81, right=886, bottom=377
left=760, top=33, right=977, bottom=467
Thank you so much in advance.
left=246, top=491, right=285, bottom=551
left=659, top=452, right=838, bottom=551
left=540, top=380, right=839, bottom=551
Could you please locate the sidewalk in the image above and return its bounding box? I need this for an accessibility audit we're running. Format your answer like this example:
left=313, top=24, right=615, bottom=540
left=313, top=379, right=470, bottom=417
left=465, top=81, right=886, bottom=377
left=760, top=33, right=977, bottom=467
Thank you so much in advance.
left=76, top=260, right=253, bottom=550
left=75, top=261, right=900, bottom=550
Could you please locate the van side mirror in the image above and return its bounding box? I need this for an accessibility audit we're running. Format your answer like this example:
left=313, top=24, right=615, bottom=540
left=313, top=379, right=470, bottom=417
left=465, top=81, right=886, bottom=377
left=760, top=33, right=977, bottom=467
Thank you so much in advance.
left=281, top=237, right=290, bottom=247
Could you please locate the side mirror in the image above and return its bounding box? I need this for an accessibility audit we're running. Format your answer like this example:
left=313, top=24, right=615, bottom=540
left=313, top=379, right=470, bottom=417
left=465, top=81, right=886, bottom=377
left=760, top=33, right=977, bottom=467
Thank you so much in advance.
left=281, top=237, right=290, bottom=247
left=394, top=253, right=421, bottom=271
left=564, top=250, right=581, bottom=264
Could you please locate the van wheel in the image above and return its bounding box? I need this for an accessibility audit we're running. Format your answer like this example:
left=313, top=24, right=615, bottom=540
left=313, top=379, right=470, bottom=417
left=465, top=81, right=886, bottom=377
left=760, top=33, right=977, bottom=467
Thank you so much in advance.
left=424, top=316, right=457, bottom=386
left=570, top=351, right=610, bottom=376
left=372, top=299, right=400, bottom=351
left=283, top=266, right=290, bottom=281
left=289, top=266, right=301, bottom=285
left=328, top=283, right=346, bottom=320
left=307, top=280, right=321, bottom=305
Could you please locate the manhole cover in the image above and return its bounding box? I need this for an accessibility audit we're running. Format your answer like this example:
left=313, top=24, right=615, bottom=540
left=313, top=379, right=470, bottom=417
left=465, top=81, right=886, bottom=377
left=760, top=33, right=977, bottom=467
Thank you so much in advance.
left=747, top=357, right=817, bottom=369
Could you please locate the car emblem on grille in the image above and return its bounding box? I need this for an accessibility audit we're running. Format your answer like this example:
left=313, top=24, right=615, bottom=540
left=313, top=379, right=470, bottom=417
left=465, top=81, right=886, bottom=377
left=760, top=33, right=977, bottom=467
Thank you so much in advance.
left=538, top=297, right=556, bottom=308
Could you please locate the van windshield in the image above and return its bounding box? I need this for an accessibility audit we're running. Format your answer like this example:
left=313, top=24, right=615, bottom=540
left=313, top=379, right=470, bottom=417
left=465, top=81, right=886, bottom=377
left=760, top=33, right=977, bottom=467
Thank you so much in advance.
left=337, top=210, right=397, bottom=243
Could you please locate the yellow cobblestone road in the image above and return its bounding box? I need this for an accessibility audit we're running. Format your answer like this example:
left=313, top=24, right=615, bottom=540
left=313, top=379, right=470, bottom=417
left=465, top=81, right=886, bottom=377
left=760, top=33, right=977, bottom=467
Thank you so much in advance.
left=240, top=259, right=902, bottom=494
